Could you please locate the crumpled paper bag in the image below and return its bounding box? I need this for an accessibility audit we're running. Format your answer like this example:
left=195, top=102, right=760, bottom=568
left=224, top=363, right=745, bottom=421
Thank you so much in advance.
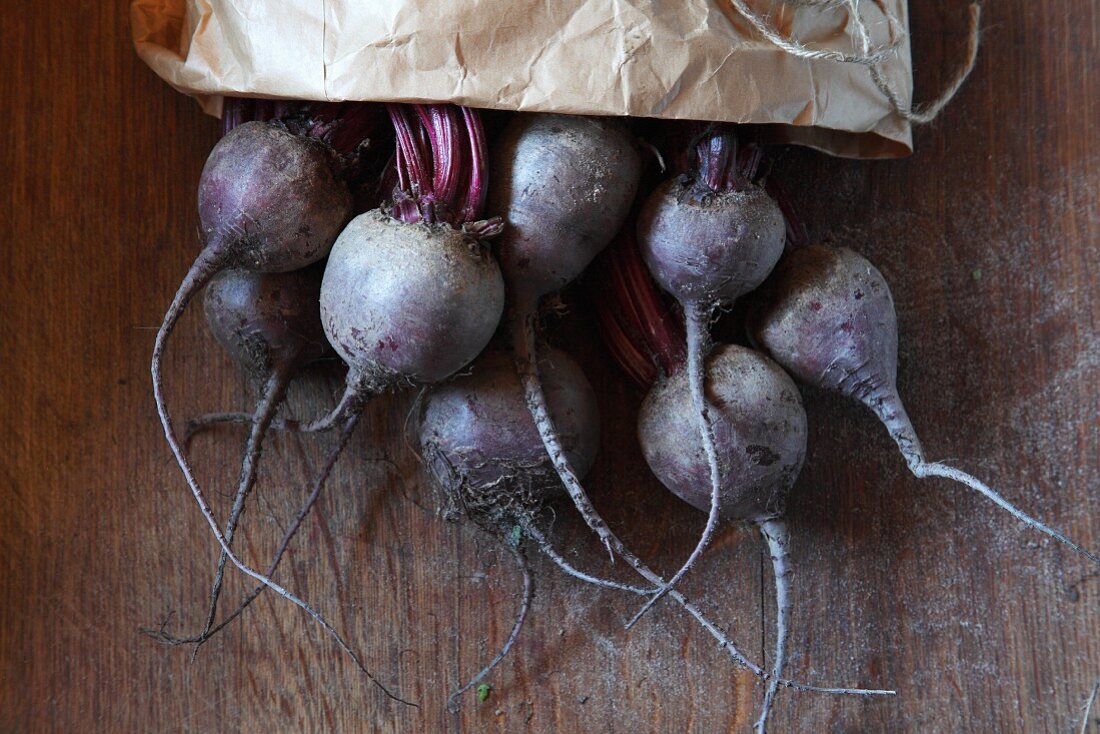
left=131, top=0, right=913, bottom=158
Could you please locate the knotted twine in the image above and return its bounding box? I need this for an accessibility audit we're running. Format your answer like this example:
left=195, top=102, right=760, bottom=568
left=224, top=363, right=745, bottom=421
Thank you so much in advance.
left=729, top=0, right=982, bottom=125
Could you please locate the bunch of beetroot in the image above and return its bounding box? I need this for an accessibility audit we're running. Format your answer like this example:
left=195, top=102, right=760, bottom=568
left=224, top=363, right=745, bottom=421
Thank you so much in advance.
left=148, top=106, right=1097, bottom=731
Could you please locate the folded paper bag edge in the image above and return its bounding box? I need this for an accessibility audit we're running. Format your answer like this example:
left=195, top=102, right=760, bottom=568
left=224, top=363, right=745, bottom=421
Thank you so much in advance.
left=130, top=0, right=913, bottom=159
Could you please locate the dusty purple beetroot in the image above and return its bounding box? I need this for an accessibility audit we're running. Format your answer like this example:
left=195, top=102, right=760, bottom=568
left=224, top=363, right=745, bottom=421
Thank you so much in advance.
left=748, top=244, right=1099, bottom=564
left=299, top=104, right=504, bottom=433
left=150, top=118, right=410, bottom=703
left=320, top=210, right=503, bottom=386
left=593, top=232, right=890, bottom=731
left=196, top=122, right=352, bottom=274
left=416, top=345, right=599, bottom=708
left=419, top=346, right=600, bottom=520
left=203, top=265, right=330, bottom=376
left=638, top=345, right=805, bottom=521
left=147, top=265, right=340, bottom=650
left=632, top=129, right=785, bottom=625
left=490, top=114, right=642, bottom=304
left=187, top=266, right=331, bottom=648
left=487, top=113, right=646, bottom=570
left=637, top=343, right=805, bottom=734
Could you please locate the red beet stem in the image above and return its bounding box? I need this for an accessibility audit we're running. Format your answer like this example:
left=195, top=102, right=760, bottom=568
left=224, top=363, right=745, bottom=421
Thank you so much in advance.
left=763, top=174, right=811, bottom=250
left=616, top=231, right=685, bottom=376
left=693, top=128, right=767, bottom=193
left=696, top=128, right=738, bottom=193
left=593, top=227, right=685, bottom=389
left=220, top=97, right=254, bottom=137
left=460, top=106, right=489, bottom=223
left=388, top=104, right=430, bottom=211
left=386, top=103, right=487, bottom=226
left=594, top=293, right=660, bottom=388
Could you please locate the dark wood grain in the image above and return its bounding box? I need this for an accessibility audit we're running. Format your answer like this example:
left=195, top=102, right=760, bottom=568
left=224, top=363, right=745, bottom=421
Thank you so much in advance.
left=2, top=2, right=1098, bottom=732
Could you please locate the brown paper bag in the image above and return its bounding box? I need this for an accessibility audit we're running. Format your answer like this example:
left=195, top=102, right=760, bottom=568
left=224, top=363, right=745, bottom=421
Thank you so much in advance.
left=131, top=0, right=913, bottom=158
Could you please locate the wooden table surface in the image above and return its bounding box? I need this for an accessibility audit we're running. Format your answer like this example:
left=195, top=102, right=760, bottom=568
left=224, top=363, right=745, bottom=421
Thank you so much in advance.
left=3, top=2, right=1099, bottom=732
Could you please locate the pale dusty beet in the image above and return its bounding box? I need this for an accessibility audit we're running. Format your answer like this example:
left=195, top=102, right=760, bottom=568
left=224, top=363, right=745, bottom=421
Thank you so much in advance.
left=321, top=209, right=504, bottom=386
left=630, top=132, right=787, bottom=640
left=418, top=347, right=599, bottom=517
left=747, top=245, right=899, bottom=418
left=748, top=244, right=1100, bottom=565
left=483, top=113, right=642, bottom=572
left=638, top=344, right=806, bottom=522
left=297, top=104, right=506, bottom=435
left=638, top=342, right=807, bottom=734
left=172, top=264, right=335, bottom=649
left=489, top=114, right=641, bottom=304
left=637, top=178, right=785, bottom=307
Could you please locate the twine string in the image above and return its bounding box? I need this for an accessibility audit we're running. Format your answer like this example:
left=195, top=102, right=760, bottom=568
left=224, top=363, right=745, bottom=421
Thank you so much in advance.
left=728, top=0, right=982, bottom=124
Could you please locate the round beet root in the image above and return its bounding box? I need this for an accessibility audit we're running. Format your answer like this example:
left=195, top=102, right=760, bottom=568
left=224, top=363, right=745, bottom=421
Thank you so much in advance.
left=489, top=114, right=641, bottom=303
left=418, top=347, right=599, bottom=521
left=486, top=112, right=643, bottom=578
left=638, top=178, right=785, bottom=307
left=174, top=265, right=333, bottom=648
left=748, top=244, right=1100, bottom=565
left=198, top=121, right=352, bottom=271
left=638, top=344, right=806, bottom=522
left=320, top=209, right=504, bottom=386
left=416, top=345, right=598, bottom=708
left=747, top=245, right=898, bottom=410
left=204, top=265, right=330, bottom=377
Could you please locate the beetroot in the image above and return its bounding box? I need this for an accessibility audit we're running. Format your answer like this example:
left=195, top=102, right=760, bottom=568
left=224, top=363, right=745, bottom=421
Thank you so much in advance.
left=419, top=347, right=600, bottom=523
left=298, top=104, right=504, bottom=433
left=633, top=129, right=785, bottom=621
left=638, top=345, right=805, bottom=522
left=490, top=114, right=642, bottom=305
left=321, top=209, right=503, bottom=386
left=748, top=244, right=1099, bottom=564
left=156, top=265, right=332, bottom=650
left=487, top=113, right=643, bottom=563
left=638, top=344, right=806, bottom=733
left=417, top=345, right=600, bottom=707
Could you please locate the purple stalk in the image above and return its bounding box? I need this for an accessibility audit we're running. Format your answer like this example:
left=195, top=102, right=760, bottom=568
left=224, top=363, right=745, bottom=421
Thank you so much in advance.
left=460, top=106, right=489, bottom=223
left=763, top=174, right=811, bottom=250
left=386, top=103, right=489, bottom=227
left=696, top=129, right=738, bottom=193
left=220, top=97, right=254, bottom=136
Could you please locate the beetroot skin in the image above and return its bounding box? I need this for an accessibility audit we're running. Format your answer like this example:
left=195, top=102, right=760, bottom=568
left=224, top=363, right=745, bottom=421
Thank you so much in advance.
left=418, top=346, right=600, bottom=523
left=489, top=114, right=642, bottom=304
left=204, top=265, right=330, bottom=377
left=747, top=245, right=900, bottom=421
left=198, top=121, right=352, bottom=271
left=320, top=209, right=504, bottom=386
left=749, top=244, right=1100, bottom=565
left=638, top=179, right=785, bottom=307
left=638, top=344, right=806, bottom=522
